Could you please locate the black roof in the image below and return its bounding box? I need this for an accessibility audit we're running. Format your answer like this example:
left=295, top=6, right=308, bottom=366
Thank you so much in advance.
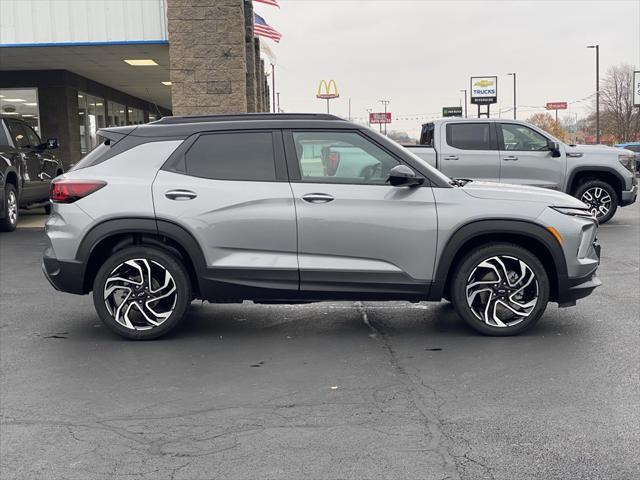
left=151, top=113, right=344, bottom=125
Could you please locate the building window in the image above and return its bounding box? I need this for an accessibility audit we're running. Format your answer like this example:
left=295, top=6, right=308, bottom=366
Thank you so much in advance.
left=0, top=88, right=40, bottom=132
left=127, top=107, right=144, bottom=125
left=107, top=100, right=127, bottom=127
left=78, top=92, right=106, bottom=154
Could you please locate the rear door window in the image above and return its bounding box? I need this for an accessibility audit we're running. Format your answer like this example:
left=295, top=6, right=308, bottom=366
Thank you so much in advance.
left=446, top=123, right=492, bottom=150
left=185, top=132, right=276, bottom=181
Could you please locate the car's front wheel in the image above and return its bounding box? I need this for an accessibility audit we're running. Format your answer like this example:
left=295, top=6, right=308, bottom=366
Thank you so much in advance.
left=574, top=179, right=618, bottom=224
left=92, top=246, right=192, bottom=340
left=0, top=184, right=18, bottom=232
left=450, top=243, right=550, bottom=336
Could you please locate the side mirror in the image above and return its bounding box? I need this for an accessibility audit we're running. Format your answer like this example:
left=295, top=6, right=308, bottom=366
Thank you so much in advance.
left=46, top=138, right=59, bottom=149
left=387, top=165, right=425, bottom=187
left=547, top=140, right=561, bottom=157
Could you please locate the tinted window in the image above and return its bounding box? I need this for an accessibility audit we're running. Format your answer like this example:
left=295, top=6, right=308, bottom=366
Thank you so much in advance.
left=23, top=124, right=41, bottom=147
left=186, top=132, right=276, bottom=181
left=624, top=145, right=640, bottom=153
left=420, top=123, right=435, bottom=146
left=500, top=124, right=548, bottom=151
left=292, top=131, right=399, bottom=184
left=69, top=139, right=111, bottom=171
left=446, top=123, right=492, bottom=150
left=6, top=120, right=29, bottom=148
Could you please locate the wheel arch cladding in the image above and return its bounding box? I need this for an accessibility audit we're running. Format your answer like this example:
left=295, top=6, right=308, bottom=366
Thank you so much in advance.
left=569, top=167, right=624, bottom=200
left=433, top=220, right=567, bottom=302
left=77, top=218, right=206, bottom=296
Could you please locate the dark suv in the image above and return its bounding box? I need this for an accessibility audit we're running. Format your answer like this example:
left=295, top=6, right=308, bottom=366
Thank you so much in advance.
left=0, top=116, right=64, bottom=231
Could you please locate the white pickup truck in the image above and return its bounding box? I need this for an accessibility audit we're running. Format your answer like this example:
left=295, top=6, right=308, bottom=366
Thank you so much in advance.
left=405, top=118, right=638, bottom=223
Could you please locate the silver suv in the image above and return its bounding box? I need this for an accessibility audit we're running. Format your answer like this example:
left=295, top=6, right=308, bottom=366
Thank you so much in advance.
left=42, top=114, right=601, bottom=340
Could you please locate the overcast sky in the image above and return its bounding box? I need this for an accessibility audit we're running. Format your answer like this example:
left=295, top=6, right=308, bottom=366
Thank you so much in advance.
left=254, top=0, right=640, bottom=138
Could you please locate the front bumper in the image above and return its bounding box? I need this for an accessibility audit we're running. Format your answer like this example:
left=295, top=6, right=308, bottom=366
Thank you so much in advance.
left=557, top=240, right=601, bottom=306
left=42, top=247, right=86, bottom=295
left=620, top=182, right=637, bottom=207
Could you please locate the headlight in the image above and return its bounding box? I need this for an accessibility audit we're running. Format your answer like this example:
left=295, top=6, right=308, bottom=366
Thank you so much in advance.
left=551, top=206, right=596, bottom=219
left=618, top=153, right=635, bottom=172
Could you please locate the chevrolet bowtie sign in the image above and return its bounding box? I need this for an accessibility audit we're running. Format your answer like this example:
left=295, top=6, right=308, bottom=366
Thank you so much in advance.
left=470, top=76, right=498, bottom=104
left=316, top=80, right=339, bottom=99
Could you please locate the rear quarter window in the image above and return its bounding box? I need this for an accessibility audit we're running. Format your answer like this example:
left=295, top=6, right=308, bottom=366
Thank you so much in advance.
left=185, top=131, right=276, bottom=181
left=69, top=139, right=111, bottom=171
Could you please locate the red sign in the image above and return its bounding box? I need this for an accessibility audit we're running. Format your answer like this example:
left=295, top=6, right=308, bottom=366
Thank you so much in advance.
left=546, top=102, right=567, bottom=110
left=369, top=112, right=392, bottom=124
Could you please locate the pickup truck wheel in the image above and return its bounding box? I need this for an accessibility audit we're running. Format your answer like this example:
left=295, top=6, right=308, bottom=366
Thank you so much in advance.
left=92, top=246, right=192, bottom=340
left=574, top=180, right=618, bottom=224
left=451, top=243, right=550, bottom=336
left=0, top=184, right=18, bottom=232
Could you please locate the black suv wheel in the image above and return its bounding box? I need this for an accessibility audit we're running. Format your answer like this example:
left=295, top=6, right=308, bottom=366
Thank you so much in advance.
left=0, top=184, right=18, bottom=232
left=574, top=179, right=618, bottom=224
left=451, top=243, right=550, bottom=336
left=92, top=246, right=192, bottom=340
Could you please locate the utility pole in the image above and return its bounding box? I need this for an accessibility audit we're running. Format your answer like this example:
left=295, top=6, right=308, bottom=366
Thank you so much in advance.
left=270, top=63, right=276, bottom=114
left=378, top=99, right=390, bottom=135
left=366, top=108, right=372, bottom=127
left=459, top=89, right=468, bottom=118
left=507, top=72, right=516, bottom=119
left=276, top=92, right=280, bottom=113
left=587, top=45, right=600, bottom=143
left=348, top=98, right=351, bottom=121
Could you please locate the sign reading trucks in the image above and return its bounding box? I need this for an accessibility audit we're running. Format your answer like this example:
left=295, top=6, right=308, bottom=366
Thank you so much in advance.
left=470, top=76, right=497, bottom=104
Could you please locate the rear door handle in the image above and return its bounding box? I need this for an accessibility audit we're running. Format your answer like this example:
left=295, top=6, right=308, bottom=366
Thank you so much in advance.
left=503, top=156, right=519, bottom=161
left=302, top=193, right=334, bottom=204
left=165, top=189, right=197, bottom=200
left=444, top=155, right=459, bottom=161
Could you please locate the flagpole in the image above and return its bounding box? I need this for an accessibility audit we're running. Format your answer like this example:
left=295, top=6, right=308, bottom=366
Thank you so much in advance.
left=271, top=63, right=276, bottom=113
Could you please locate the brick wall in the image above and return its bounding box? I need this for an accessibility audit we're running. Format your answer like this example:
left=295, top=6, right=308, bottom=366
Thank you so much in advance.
left=167, top=0, right=248, bottom=115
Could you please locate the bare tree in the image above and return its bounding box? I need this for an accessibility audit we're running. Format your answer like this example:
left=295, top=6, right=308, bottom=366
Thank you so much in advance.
left=598, top=64, right=640, bottom=141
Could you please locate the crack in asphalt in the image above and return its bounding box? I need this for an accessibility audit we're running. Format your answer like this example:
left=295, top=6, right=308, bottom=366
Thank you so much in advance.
left=355, top=301, right=462, bottom=480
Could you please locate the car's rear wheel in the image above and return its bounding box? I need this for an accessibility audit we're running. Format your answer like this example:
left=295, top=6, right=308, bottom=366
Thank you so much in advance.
left=451, top=243, right=550, bottom=336
left=0, top=184, right=18, bottom=232
left=574, top=179, right=618, bottom=224
left=92, top=246, right=192, bottom=340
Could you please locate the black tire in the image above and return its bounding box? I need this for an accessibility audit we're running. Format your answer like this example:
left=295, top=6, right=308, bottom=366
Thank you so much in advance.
left=44, top=203, right=52, bottom=215
left=0, top=184, right=18, bottom=232
left=92, top=246, right=192, bottom=340
left=574, top=179, right=618, bottom=224
left=450, top=243, right=550, bottom=336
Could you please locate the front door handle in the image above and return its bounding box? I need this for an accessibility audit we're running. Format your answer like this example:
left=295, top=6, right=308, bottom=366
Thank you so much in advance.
left=503, top=156, right=519, bottom=161
left=302, top=193, right=334, bottom=204
left=444, top=155, right=459, bottom=161
left=165, top=189, right=197, bottom=200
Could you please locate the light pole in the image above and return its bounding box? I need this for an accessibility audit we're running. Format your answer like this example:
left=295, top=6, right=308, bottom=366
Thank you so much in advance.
left=507, top=72, right=516, bottom=119
left=366, top=108, right=372, bottom=127
left=459, top=89, right=468, bottom=118
left=378, top=99, right=390, bottom=135
left=270, top=63, right=276, bottom=114
left=587, top=45, right=600, bottom=143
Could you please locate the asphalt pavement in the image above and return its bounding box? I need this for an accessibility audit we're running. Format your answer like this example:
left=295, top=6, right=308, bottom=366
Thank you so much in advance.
left=1, top=205, right=638, bottom=480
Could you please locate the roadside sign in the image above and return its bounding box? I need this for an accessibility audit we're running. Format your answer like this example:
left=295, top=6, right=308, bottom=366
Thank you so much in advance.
left=546, top=102, right=567, bottom=110
left=316, top=79, right=339, bottom=99
left=442, top=106, right=463, bottom=117
left=634, top=71, right=640, bottom=107
left=369, top=112, right=391, bottom=124
left=470, top=76, right=497, bottom=104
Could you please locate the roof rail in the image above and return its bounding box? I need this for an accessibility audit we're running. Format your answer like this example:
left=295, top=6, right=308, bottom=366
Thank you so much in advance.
left=150, top=113, right=344, bottom=125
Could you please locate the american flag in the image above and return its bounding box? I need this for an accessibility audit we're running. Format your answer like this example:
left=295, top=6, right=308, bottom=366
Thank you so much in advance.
left=254, top=0, right=279, bottom=7
left=254, top=13, right=282, bottom=42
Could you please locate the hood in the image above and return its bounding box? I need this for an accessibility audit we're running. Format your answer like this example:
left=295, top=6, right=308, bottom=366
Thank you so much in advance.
left=565, top=143, right=620, bottom=158
left=462, top=181, right=587, bottom=208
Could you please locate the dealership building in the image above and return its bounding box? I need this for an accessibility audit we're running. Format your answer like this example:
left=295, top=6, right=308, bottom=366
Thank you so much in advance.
left=0, top=0, right=271, bottom=166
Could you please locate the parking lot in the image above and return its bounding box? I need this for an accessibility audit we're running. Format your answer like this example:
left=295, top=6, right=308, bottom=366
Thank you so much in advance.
left=0, top=205, right=638, bottom=480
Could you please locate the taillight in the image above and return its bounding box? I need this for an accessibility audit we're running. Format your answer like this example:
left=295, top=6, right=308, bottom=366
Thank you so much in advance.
left=50, top=179, right=106, bottom=203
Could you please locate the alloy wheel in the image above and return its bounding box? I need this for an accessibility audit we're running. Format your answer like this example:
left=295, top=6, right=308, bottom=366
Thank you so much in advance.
left=581, top=187, right=611, bottom=218
left=465, top=255, right=539, bottom=328
left=7, top=190, right=17, bottom=225
left=103, top=258, right=177, bottom=331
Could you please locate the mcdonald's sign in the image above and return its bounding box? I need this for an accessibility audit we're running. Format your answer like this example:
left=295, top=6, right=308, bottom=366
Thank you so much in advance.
left=316, top=80, right=339, bottom=99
